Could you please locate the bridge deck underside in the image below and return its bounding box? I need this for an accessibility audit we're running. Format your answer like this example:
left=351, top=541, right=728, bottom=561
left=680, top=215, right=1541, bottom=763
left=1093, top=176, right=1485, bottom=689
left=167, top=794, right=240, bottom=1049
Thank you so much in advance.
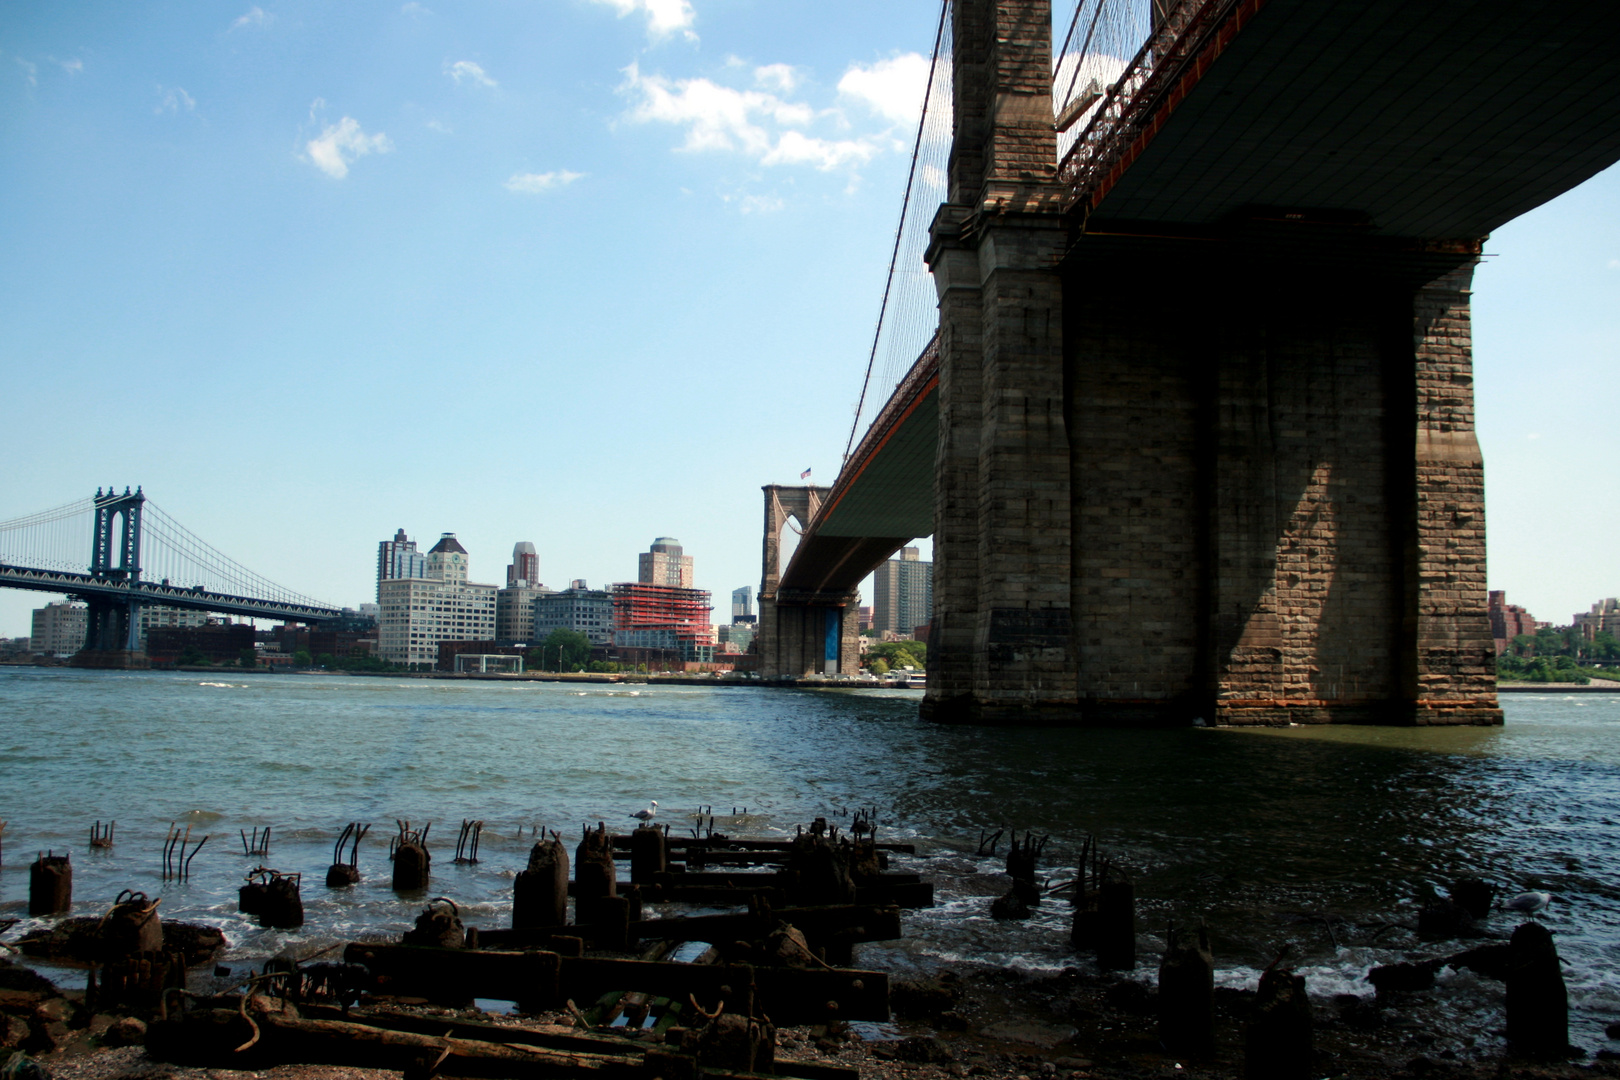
left=777, top=386, right=937, bottom=597
left=1091, top=0, right=1620, bottom=238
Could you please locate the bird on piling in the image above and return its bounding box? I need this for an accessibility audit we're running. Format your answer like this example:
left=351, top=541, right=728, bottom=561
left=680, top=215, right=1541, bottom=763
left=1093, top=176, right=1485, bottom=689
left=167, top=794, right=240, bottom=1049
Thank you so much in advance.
left=630, top=800, right=658, bottom=825
left=1506, top=890, right=1553, bottom=916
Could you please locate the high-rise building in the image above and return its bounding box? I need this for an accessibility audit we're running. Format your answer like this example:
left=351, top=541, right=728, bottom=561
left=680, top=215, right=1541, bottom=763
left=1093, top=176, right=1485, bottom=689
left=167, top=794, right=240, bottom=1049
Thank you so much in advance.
left=30, top=601, right=87, bottom=656
left=533, top=582, right=614, bottom=645
left=1488, top=590, right=1540, bottom=655
left=377, top=529, right=427, bottom=601
left=507, top=542, right=540, bottom=588
left=377, top=533, right=498, bottom=665
left=496, top=541, right=550, bottom=644
left=639, top=538, right=694, bottom=589
left=1576, top=598, right=1620, bottom=641
left=872, top=547, right=933, bottom=637
left=731, top=586, right=754, bottom=621
left=612, top=582, right=713, bottom=660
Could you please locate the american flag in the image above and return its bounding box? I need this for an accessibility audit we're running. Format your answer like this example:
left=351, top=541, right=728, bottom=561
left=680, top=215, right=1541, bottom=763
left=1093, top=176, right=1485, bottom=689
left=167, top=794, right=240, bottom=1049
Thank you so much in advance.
left=800, top=468, right=812, bottom=479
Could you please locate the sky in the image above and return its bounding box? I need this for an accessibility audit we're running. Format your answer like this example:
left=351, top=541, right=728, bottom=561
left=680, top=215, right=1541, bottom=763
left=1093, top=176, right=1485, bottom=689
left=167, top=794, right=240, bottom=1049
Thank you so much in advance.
left=0, top=0, right=1616, bottom=638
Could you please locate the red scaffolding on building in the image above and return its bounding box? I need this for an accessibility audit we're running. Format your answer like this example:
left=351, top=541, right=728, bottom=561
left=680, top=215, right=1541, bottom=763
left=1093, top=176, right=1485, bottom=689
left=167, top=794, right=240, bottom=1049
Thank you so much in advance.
left=611, top=583, right=714, bottom=651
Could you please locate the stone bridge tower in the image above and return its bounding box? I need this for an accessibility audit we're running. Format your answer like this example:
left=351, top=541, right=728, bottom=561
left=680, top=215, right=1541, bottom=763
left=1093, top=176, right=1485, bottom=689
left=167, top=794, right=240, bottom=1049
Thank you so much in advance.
left=921, top=0, right=1499, bottom=726
left=756, top=485, right=861, bottom=678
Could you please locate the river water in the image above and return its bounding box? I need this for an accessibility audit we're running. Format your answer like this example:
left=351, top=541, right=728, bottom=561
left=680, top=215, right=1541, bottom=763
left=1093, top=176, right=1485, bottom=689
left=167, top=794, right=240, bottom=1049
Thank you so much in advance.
left=1, top=667, right=1616, bottom=1051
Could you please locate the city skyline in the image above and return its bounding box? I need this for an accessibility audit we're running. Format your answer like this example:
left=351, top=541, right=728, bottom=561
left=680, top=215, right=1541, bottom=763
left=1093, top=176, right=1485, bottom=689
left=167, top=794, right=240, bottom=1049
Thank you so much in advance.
left=1, top=2, right=1616, bottom=637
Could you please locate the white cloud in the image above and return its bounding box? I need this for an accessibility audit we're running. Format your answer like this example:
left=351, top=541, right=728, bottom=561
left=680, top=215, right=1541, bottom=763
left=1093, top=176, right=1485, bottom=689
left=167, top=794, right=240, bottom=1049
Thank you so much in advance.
left=231, top=6, right=273, bottom=31
left=16, top=58, right=37, bottom=87
left=1608, top=258, right=1620, bottom=269
left=304, top=116, right=392, bottom=179
left=401, top=1, right=432, bottom=15
left=155, top=85, right=196, bottom=114
left=620, top=62, right=889, bottom=178
left=753, top=63, right=796, bottom=93
left=55, top=57, right=83, bottom=76
left=504, top=171, right=584, bottom=193
left=426, top=119, right=453, bottom=134
left=445, top=60, right=495, bottom=88
left=837, top=53, right=930, bottom=125
left=621, top=62, right=838, bottom=156
left=592, top=0, right=697, bottom=42
left=762, top=130, right=877, bottom=171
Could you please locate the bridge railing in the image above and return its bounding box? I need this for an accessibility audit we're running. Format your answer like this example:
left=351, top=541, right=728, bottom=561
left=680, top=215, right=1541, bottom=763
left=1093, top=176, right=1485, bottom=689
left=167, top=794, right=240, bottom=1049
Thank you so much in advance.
left=1059, top=0, right=1249, bottom=211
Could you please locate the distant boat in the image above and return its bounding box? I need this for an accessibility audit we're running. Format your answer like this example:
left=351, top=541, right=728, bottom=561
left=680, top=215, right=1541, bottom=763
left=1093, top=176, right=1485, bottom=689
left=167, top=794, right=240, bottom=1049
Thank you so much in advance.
left=905, top=673, right=926, bottom=689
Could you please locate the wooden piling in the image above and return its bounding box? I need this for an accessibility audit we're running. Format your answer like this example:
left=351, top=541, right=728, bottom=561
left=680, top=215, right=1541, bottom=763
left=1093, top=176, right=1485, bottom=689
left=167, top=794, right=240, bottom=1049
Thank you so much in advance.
left=1095, top=871, right=1135, bottom=970
left=574, top=824, right=617, bottom=927
left=1505, top=921, right=1568, bottom=1058
left=629, top=825, right=666, bottom=884
left=1244, top=964, right=1313, bottom=1080
left=28, top=852, right=71, bottom=916
left=514, top=836, right=570, bottom=929
left=1158, top=923, right=1214, bottom=1055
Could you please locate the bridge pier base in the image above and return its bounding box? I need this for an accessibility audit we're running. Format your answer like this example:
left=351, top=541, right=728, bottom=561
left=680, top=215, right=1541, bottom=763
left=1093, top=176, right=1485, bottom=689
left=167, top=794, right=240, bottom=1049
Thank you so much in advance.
left=73, top=598, right=149, bottom=669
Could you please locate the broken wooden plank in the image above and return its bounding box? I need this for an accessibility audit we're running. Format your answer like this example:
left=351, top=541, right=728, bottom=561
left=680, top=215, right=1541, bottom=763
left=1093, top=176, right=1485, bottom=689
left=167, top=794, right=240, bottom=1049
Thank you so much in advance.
left=344, top=945, right=887, bottom=1025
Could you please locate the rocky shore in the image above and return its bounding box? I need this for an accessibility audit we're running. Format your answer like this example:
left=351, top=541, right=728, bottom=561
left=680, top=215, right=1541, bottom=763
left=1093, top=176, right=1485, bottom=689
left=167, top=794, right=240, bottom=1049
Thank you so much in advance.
left=9, top=949, right=1620, bottom=1080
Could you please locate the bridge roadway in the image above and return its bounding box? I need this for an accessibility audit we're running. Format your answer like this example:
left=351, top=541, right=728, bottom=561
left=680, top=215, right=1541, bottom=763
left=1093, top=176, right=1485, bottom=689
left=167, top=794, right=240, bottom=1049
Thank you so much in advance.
left=0, top=564, right=344, bottom=624
left=772, top=0, right=1620, bottom=718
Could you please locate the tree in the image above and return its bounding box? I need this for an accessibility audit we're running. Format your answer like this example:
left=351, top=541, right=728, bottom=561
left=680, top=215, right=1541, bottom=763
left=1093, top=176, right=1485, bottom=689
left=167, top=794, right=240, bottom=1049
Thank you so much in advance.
left=866, top=641, right=926, bottom=671
left=237, top=648, right=257, bottom=668
left=868, top=658, right=890, bottom=676
left=529, top=629, right=591, bottom=672
left=293, top=649, right=313, bottom=668
left=177, top=645, right=209, bottom=666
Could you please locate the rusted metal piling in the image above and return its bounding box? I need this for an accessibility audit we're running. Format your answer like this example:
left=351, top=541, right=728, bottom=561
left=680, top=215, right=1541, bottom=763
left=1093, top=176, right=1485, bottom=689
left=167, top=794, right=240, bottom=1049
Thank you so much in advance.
left=391, top=821, right=431, bottom=892
left=89, top=820, right=115, bottom=848
left=241, top=868, right=304, bottom=929
left=241, top=825, right=272, bottom=857
left=28, top=851, right=71, bottom=916
left=162, top=823, right=208, bottom=881
left=453, top=819, right=483, bottom=864
left=326, top=822, right=369, bottom=887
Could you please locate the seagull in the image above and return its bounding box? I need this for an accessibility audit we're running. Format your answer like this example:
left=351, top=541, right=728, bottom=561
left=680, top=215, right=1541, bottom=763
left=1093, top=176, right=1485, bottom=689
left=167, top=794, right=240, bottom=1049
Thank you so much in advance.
left=630, top=800, right=658, bottom=825
left=1506, top=890, right=1553, bottom=915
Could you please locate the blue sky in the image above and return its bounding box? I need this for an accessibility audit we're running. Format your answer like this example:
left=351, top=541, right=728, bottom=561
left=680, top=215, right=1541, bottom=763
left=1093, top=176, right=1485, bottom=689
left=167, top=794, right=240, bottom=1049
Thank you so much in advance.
left=1, top=0, right=1616, bottom=637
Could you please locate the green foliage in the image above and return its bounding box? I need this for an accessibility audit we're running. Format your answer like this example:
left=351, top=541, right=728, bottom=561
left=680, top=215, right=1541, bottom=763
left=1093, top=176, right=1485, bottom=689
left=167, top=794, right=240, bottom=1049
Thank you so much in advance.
left=1509, top=625, right=1620, bottom=664
left=292, top=649, right=313, bottom=667
left=868, top=658, right=889, bottom=676
left=1496, top=653, right=1598, bottom=684
left=527, top=629, right=592, bottom=672
left=586, top=660, right=622, bottom=673
left=865, top=640, right=926, bottom=671
left=176, top=645, right=210, bottom=666
left=238, top=648, right=257, bottom=668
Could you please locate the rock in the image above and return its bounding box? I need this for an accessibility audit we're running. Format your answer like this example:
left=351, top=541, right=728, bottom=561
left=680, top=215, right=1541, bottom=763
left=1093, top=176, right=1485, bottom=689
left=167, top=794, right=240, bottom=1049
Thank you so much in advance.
left=100, top=1017, right=146, bottom=1048
left=0, top=1052, right=51, bottom=1080
left=991, top=889, right=1032, bottom=921
left=895, top=1036, right=954, bottom=1064
left=0, top=1017, right=28, bottom=1052
left=891, top=976, right=956, bottom=1019
left=1367, top=961, right=1437, bottom=998
left=1104, top=979, right=1154, bottom=1015
left=1417, top=898, right=1473, bottom=938
left=1607, top=1020, right=1620, bottom=1040
left=1450, top=877, right=1495, bottom=921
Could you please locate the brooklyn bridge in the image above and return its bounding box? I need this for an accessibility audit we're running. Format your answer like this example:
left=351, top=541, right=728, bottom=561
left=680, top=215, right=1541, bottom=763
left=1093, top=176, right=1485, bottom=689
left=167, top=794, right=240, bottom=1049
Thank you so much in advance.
left=757, top=0, right=1620, bottom=725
